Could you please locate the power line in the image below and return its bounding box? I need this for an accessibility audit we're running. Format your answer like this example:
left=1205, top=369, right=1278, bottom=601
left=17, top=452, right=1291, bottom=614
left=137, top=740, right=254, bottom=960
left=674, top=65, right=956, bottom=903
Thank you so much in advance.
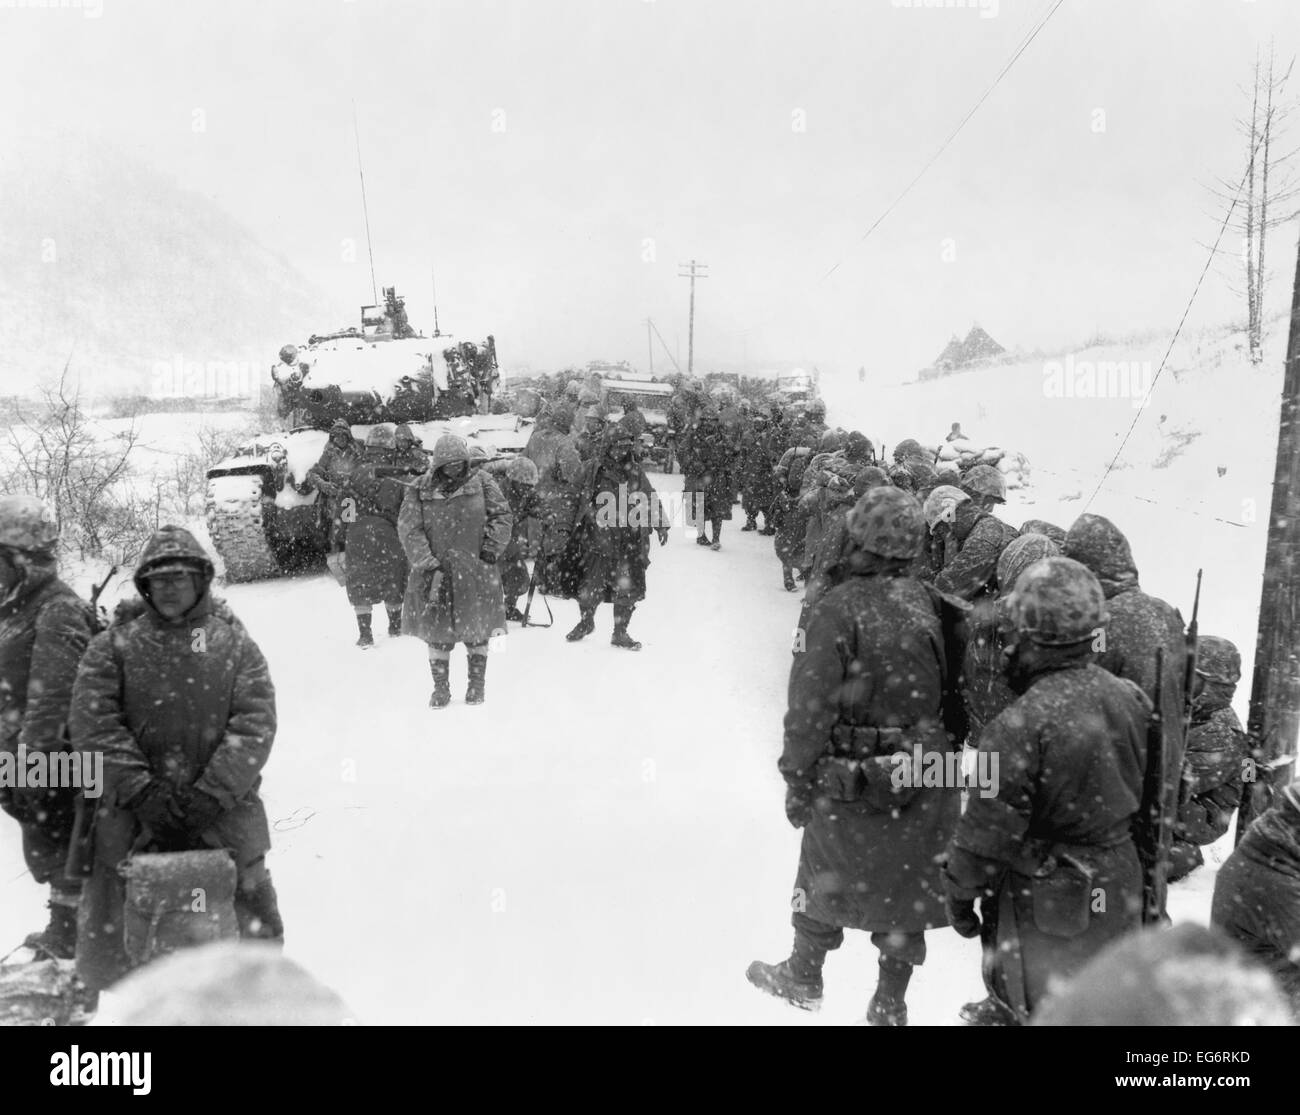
left=820, top=0, right=1068, bottom=283
left=1082, top=141, right=1264, bottom=512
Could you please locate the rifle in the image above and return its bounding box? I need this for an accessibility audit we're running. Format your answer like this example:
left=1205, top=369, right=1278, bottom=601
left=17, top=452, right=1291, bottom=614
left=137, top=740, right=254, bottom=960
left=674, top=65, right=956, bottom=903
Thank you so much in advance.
left=1139, top=645, right=1171, bottom=926
left=1182, top=569, right=1202, bottom=738
left=520, top=558, right=554, bottom=628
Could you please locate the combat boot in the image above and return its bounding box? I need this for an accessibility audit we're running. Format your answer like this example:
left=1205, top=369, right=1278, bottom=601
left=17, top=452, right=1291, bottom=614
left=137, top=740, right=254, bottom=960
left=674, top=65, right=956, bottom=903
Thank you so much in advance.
left=865, top=956, right=913, bottom=1026
left=611, top=605, right=642, bottom=651
left=745, top=958, right=824, bottom=1011
left=428, top=659, right=452, bottom=709
left=566, top=610, right=596, bottom=642
left=782, top=566, right=797, bottom=592
left=466, top=654, right=488, bottom=705
left=22, top=895, right=78, bottom=961
left=385, top=604, right=403, bottom=638
left=695, top=533, right=712, bottom=546
left=355, top=612, right=374, bottom=648
left=958, top=995, right=1018, bottom=1026
left=742, top=514, right=757, bottom=532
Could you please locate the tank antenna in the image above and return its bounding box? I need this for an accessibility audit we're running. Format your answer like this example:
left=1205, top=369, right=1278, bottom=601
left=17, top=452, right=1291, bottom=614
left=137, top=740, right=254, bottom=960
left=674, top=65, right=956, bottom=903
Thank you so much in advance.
left=352, top=101, right=378, bottom=305
left=431, top=266, right=442, bottom=337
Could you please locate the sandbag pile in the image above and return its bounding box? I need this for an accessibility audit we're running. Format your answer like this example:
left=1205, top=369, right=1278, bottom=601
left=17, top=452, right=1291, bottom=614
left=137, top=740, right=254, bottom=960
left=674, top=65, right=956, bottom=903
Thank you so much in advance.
left=932, top=439, right=1031, bottom=490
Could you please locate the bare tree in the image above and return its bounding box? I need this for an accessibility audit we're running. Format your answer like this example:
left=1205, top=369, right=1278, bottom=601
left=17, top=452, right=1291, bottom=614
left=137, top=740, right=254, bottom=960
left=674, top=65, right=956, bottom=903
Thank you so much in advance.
left=2, top=358, right=154, bottom=561
left=1206, top=44, right=1300, bottom=364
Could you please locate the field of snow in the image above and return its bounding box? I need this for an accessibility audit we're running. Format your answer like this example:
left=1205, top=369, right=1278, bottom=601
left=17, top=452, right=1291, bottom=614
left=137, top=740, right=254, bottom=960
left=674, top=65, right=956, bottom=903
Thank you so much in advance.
left=0, top=324, right=1284, bottom=1023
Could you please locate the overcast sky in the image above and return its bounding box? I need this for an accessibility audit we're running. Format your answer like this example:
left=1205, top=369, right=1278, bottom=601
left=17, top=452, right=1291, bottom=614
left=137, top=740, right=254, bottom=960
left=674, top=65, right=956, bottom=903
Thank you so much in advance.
left=3, top=0, right=1298, bottom=381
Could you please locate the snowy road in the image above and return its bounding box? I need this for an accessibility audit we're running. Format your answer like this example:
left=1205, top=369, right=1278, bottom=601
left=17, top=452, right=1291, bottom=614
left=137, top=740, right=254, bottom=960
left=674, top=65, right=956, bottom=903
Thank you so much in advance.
left=1, top=470, right=1229, bottom=1025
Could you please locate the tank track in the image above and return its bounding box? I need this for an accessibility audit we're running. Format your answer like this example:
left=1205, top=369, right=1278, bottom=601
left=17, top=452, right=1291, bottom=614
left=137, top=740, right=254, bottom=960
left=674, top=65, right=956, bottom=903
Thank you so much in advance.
left=205, top=475, right=282, bottom=582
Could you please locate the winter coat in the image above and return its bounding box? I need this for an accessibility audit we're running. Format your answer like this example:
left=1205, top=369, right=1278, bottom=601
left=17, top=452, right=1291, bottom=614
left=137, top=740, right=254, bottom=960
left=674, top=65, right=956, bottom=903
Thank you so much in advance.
left=570, top=453, right=666, bottom=605
left=398, top=469, right=512, bottom=646
left=781, top=565, right=967, bottom=933
left=933, top=502, right=1018, bottom=601
left=739, top=424, right=777, bottom=511
left=526, top=429, right=584, bottom=595
left=682, top=421, right=736, bottom=521
left=1212, top=785, right=1300, bottom=1013
left=70, top=530, right=277, bottom=992
left=306, top=438, right=363, bottom=498
left=1177, top=687, right=1247, bottom=846
left=343, top=455, right=410, bottom=606
left=945, top=656, right=1149, bottom=1020
left=0, top=559, right=94, bottom=875
left=500, top=480, right=542, bottom=601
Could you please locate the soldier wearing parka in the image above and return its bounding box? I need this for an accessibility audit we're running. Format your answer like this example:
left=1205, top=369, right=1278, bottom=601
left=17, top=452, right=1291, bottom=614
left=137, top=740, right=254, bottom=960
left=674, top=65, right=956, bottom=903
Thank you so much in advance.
left=1062, top=513, right=1187, bottom=919
left=70, top=526, right=282, bottom=993
left=564, top=417, right=669, bottom=651
left=1168, top=636, right=1249, bottom=881
left=342, top=425, right=410, bottom=646
left=933, top=465, right=1018, bottom=601
left=748, top=487, right=969, bottom=1026
left=305, top=419, right=363, bottom=552
left=0, top=495, right=94, bottom=960
left=943, top=557, right=1149, bottom=1025
left=398, top=434, right=512, bottom=709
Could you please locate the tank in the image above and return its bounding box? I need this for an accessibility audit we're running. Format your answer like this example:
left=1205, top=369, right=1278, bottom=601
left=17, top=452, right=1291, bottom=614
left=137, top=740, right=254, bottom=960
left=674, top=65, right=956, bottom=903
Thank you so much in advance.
left=205, top=288, right=531, bottom=582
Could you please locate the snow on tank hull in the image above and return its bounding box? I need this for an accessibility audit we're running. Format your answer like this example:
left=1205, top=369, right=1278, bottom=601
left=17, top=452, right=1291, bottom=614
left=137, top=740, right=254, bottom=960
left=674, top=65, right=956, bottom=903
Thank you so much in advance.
left=204, top=415, right=534, bottom=582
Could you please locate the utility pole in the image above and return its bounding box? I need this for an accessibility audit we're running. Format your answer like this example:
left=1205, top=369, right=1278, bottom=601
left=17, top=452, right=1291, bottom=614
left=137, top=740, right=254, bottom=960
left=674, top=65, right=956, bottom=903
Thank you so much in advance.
left=678, top=259, right=709, bottom=376
left=646, top=318, right=654, bottom=377
left=1238, top=227, right=1300, bottom=841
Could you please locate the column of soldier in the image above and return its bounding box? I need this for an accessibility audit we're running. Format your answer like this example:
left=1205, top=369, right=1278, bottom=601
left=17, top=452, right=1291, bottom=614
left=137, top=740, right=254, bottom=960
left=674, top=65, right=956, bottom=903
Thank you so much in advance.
left=739, top=417, right=1294, bottom=1026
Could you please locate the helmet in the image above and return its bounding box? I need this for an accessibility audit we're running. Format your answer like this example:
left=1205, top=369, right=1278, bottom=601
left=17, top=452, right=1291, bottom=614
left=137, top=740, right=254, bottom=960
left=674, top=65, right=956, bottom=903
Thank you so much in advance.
left=505, top=456, right=540, bottom=486
left=365, top=425, right=396, bottom=450
left=430, top=434, right=470, bottom=471
left=845, top=487, right=925, bottom=559
left=819, top=429, right=845, bottom=453
left=394, top=423, right=417, bottom=447
left=961, top=464, right=1006, bottom=503
left=853, top=465, right=890, bottom=496
left=468, top=444, right=489, bottom=463
left=921, top=484, right=970, bottom=530
left=551, top=404, right=575, bottom=434
left=997, top=532, right=1060, bottom=596
left=1004, top=556, right=1106, bottom=646
left=844, top=431, right=873, bottom=462
left=1196, top=636, right=1242, bottom=686
left=134, top=525, right=215, bottom=583
left=893, top=438, right=924, bottom=462
left=278, top=344, right=298, bottom=365
left=329, top=419, right=351, bottom=436
left=564, top=381, right=582, bottom=399
left=806, top=399, right=827, bottom=419
left=578, top=387, right=600, bottom=406
left=0, top=495, right=59, bottom=553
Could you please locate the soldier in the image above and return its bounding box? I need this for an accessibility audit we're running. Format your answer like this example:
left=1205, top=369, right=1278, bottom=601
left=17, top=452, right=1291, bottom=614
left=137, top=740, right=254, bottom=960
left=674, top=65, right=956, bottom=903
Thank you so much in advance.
left=1019, top=518, right=1066, bottom=548
left=1062, top=513, right=1187, bottom=919
left=738, top=412, right=776, bottom=532
left=943, top=556, right=1148, bottom=1025
left=564, top=417, right=669, bottom=650
left=398, top=435, right=512, bottom=709
left=1212, top=780, right=1300, bottom=1015
left=892, top=439, right=939, bottom=493
left=498, top=456, right=542, bottom=622
left=341, top=426, right=409, bottom=647
left=393, top=424, right=428, bottom=475
left=619, top=395, right=648, bottom=438
left=803, top=398, right=829, bottom=442
left=575, top=405, right=608, bottom=463
left=1169, top=636, right=1248, bottom=881
left=921, top=483, right=969, bottom=581
left=305, top=419, right=363, bottom=556
left=70, top=526, right=283, bottom=994
left=681, top=409, right=735, bottom=550
left=748, top=487, right=968, bottom=1025
left=933, top=465, right=1019, bottom=601
left=0, top=496, right=94, bottom=960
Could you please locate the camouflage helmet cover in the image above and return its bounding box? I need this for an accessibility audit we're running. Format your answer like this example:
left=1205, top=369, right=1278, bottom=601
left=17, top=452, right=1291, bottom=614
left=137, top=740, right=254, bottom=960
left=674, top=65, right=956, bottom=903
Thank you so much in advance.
left=845, top=487, right=925, bottom=559
left=1196, top=635, right=1242, bottom=686
left=961, top=464, right=1007, bottom=502
left=921, top=484, right=970, bottom=530
left=505, top=456, right=540, bottom=486
left=1004, top=556, right=1107, bottom=646
left=0, top=494, right=59, bottom=552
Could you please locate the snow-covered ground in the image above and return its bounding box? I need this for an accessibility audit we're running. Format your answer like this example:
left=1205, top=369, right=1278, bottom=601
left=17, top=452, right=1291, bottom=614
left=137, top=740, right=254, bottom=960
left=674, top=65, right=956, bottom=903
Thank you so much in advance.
left=0, top=324, right=1281, bottom=1023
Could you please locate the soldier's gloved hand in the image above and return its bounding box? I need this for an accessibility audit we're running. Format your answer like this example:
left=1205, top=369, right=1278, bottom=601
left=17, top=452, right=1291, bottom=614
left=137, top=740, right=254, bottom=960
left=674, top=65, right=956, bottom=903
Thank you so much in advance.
left=785, top=785, right=813, bottom=829
left=945, top=895, right=982, bottom=939
left=127, top=780, right=185, bottom=836
left=656, top=526, right=669, bottom=546
left=478, top=549, right=498, bottom=565
left=175, top=786, right=224, bottom=838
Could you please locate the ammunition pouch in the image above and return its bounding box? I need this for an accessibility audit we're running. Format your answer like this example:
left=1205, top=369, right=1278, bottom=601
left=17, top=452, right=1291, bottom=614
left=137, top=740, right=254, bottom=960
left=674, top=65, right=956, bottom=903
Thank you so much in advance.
left=815, top=725, right=917, bottom=812
left=1013, top=848, right=1096, bottom=939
